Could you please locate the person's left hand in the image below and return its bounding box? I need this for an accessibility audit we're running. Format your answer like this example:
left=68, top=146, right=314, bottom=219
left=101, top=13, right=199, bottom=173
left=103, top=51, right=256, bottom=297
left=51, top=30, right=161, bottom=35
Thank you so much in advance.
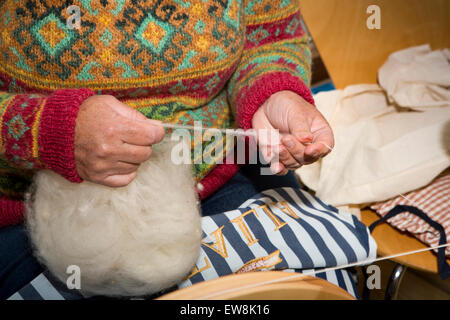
left=251, top=90, right=334, bottom=175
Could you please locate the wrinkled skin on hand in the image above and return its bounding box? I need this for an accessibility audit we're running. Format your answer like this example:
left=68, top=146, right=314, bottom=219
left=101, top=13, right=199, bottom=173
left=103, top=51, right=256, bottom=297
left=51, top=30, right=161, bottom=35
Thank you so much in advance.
left=252, top=90, right=334, bottom=175
left=74, top=95, right=165, bottom=187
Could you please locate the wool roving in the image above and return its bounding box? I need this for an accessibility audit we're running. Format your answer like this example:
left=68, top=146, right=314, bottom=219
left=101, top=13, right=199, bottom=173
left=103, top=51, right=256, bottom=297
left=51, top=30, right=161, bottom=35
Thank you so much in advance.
left=25, top=141, right=202, bottom=297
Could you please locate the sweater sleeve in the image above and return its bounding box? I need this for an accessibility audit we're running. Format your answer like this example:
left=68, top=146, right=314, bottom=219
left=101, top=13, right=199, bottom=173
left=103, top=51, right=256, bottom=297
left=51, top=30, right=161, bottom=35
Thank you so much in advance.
left=0, top=88, right=95, bottom=182
left=0, top=88, right=94, bottom=227
left=226, top=0, right=314, bottom=129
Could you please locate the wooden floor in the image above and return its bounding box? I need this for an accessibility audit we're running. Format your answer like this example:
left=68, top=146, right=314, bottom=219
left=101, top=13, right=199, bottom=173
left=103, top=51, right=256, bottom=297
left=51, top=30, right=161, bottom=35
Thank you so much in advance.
left=355, top=261, right=450, bottom=300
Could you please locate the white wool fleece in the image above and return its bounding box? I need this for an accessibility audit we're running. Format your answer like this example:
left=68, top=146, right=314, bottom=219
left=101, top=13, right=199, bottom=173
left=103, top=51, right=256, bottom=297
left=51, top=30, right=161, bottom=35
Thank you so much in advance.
left=25, top=141, right=202, bottom=297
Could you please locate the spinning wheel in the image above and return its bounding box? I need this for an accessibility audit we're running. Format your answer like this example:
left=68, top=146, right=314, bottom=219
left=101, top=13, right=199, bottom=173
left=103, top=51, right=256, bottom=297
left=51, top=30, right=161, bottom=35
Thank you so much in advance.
left=157, top=271, right=355, bottom=300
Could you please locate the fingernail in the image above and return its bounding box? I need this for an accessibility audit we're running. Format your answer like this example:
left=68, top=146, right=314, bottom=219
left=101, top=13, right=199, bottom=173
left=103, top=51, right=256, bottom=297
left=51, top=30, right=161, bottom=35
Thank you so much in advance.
left=299, top=135, right=313, bottom=143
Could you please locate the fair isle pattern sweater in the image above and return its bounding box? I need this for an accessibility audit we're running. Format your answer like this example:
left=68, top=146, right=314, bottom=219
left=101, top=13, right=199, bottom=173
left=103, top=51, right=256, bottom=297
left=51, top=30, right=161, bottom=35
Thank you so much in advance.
left=0, top=0, right=313, bottom=227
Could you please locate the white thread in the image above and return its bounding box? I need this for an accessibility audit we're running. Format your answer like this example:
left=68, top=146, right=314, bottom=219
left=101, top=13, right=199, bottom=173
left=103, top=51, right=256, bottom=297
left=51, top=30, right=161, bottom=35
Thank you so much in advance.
left=161, top=123, right=257, bottom=138
left=397, top=193, right=417, bottom=206
left=302, top=141, right=334, bottom=151
left=196, top=243, right=450, bottom=300
left=319, top=141, right=334, bottom=152
left=161, top=123, right=334, bottom=153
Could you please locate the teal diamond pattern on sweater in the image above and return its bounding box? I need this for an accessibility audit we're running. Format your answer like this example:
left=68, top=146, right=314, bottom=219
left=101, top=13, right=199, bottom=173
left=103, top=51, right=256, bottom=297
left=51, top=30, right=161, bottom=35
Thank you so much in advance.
left=6, top=115, right=29, bottom=140
left=30, top=13, right=76, bottom=57
left=134, top=13, right=176, bottom=54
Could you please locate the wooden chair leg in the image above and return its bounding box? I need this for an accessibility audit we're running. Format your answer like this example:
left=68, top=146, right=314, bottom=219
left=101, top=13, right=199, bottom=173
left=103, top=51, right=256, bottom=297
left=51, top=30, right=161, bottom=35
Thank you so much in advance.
left=385, top=263, right=407, bottom=300
left=361, top=266, right=371, bottom=300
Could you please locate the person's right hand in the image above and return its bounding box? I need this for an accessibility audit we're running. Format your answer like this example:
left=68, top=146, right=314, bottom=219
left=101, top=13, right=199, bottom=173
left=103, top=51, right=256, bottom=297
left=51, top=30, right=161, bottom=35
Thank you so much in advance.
left=74, top=95, right=165, bottom=187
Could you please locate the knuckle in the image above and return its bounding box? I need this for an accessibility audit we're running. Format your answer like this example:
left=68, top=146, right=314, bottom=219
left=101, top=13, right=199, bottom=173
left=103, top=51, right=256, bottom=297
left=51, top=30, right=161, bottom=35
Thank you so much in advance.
left=97, top=143, right=111, bottom=158
left=90, top=161, right=105, bottom=173
left=104, top=125, right=116, bottom=138
left=279, top=148, right=289, bottom=160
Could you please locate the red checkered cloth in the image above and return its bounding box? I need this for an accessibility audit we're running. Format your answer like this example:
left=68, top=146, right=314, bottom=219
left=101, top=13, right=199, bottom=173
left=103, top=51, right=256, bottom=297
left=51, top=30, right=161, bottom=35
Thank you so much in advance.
left=371, top=173, right=450, bottom=257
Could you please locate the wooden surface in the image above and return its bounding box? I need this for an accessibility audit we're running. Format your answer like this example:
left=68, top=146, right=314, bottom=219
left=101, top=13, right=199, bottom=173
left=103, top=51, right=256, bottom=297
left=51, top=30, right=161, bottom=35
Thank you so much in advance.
left=301, top=0, right=450, bottom=88
left=361, top=209, right=450, bottom=274
left=157, top=271, right=355, bottom=300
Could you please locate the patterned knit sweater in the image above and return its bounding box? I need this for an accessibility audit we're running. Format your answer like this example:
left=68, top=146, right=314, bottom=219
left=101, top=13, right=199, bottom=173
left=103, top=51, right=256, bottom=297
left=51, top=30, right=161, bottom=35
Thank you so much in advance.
left=0, top=0, right=313, bottom=227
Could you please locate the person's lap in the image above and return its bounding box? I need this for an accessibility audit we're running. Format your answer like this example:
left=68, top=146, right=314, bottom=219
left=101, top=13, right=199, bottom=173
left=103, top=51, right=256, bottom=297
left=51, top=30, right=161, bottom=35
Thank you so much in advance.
left=201, top=164, right=300, bottom=216
left=0, top=225, right=44, bottom=299
left=0, top=165, right=300, bottom=299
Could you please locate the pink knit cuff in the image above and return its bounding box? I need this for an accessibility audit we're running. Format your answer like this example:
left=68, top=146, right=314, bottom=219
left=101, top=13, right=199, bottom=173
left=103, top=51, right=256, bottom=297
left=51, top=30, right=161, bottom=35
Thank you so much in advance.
left=197, top=163, right=241, bottom=200
left=0, top=196, right=25, bottom=228
left=38, top=88, right=95, bottom=183
left=234, top=72, right=314, bottom=129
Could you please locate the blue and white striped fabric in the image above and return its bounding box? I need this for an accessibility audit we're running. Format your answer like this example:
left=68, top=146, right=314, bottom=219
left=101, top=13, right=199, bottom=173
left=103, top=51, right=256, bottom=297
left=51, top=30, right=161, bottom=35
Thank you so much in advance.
left=178, top=188, right=377, bottom=298
left=9, top=188, right=377, bottom=300
left=8, top=270, right=84, bottom=300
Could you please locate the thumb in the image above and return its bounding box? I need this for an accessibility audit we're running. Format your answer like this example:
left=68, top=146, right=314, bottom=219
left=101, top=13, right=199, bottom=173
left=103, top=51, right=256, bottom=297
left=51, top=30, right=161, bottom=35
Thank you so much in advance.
left=288, top=114, right=313, bottom=144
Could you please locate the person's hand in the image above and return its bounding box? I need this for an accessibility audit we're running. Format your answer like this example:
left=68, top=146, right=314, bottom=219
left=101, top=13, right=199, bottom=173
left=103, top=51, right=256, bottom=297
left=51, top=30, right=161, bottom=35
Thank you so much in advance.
left=251, top=90, right=334, bottom=175
left=74, top=95, right=165, bottom=187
